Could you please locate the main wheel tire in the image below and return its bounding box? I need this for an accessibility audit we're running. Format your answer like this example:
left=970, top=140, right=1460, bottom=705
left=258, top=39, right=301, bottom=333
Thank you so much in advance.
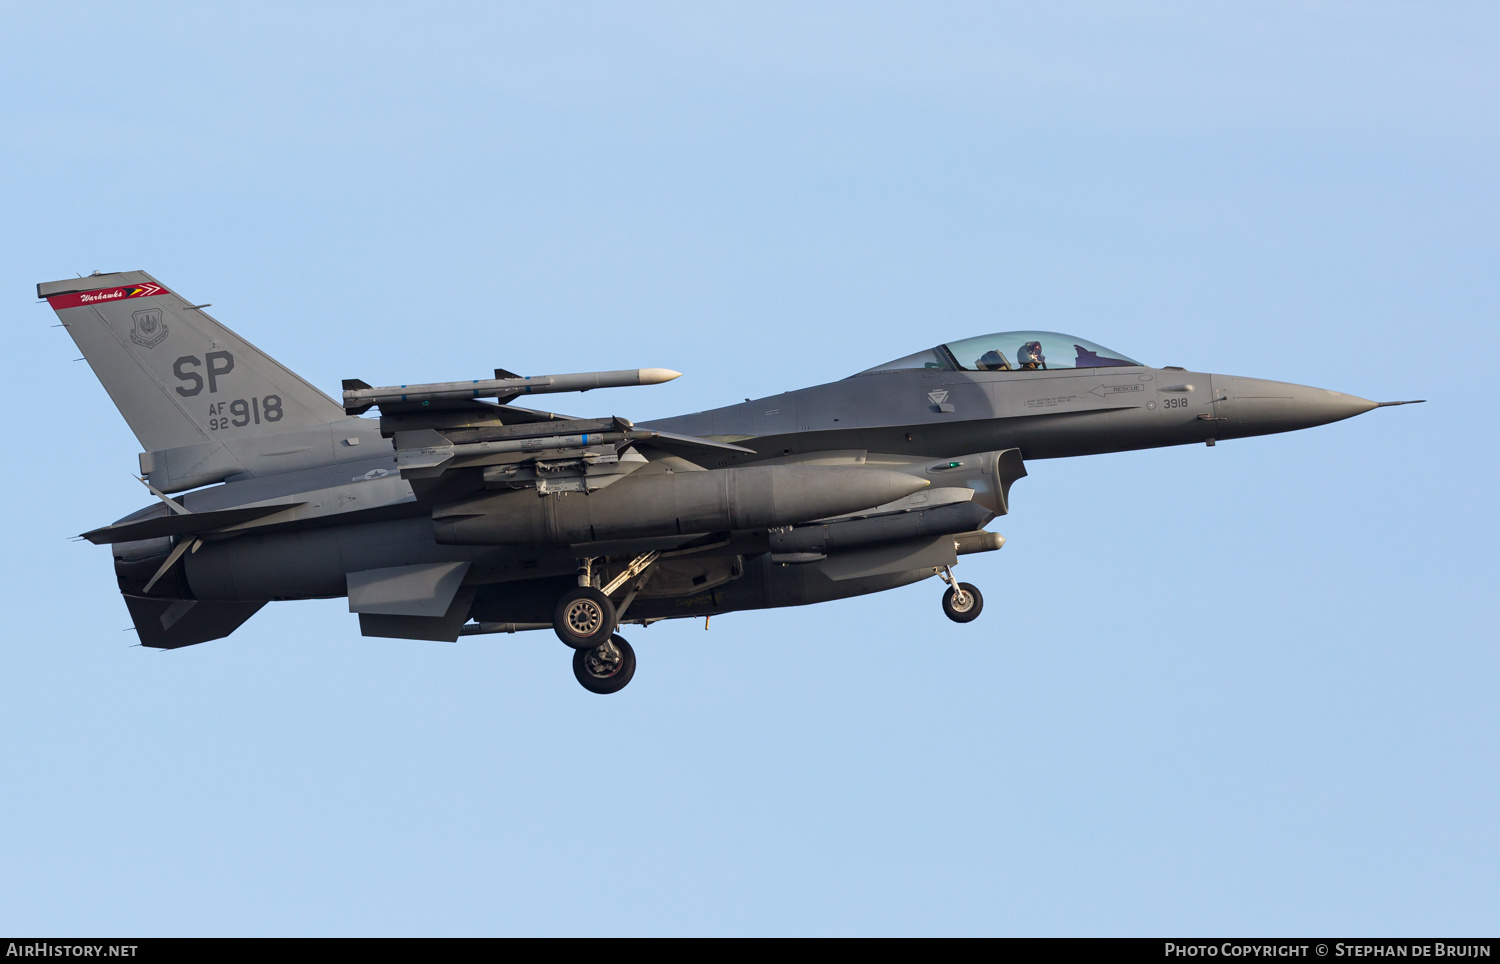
left=942, top=582, right=984, bottom=623
left=573, top=635, right=636, bottom=695
left=553, top=587, right=617, bottom=650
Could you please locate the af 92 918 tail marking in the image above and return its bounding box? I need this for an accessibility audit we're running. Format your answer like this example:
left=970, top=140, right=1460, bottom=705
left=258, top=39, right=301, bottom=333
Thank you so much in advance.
left=206, top=395, right=283, bottom=430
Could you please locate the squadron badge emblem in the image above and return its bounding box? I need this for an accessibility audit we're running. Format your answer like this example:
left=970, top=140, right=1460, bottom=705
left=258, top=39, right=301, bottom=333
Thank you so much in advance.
left=129, top=308, right=168, bottom=349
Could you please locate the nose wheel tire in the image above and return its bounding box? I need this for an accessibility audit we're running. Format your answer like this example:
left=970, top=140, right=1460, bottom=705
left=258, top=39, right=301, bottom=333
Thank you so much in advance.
left=942, top=582, right=983, bottom=623
left=573, top=635, right=636, bottom=695
left=553, top=587, right=617, bottom=650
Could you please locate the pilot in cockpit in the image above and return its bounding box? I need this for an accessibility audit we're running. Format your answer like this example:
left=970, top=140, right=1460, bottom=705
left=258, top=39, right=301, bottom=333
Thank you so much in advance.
left=1017, top=341, right=1047, bottom=370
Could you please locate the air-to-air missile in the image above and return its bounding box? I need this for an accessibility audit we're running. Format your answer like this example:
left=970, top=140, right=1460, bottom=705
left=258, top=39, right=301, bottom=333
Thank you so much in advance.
left=42, top=271, right=1422, bottom=694
left=340, top=367, right=683, bottom=415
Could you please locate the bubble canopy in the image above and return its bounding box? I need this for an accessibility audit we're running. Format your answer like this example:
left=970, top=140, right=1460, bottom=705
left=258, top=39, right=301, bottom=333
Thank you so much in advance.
left=861, top=331, right=1144, bottom=374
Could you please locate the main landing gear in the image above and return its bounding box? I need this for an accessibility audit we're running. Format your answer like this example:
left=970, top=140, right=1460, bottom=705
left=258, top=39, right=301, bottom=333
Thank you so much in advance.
left=573, top=635, right=637, bottom=695
left=555, top=587, right=637, bottom=695
left=553, top=587, right=616, bottom=650
left=937, top=566, right=983, bottom=623
left=554, top=552, right=660, bottom=694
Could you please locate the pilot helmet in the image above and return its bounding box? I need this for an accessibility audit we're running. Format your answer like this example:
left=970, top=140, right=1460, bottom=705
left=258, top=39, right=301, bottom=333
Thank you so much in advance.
left=1017, top=341, right=1045, bottom=367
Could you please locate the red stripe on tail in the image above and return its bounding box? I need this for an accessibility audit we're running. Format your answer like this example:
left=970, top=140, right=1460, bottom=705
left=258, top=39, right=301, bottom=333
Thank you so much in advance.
left=47, top=282, right=168, bottom=309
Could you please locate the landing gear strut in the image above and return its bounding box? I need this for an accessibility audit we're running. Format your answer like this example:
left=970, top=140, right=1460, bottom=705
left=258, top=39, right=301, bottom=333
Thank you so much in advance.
left=937, top=566, right=983, bottom=623
left=573, top=634, right=637, bottom=694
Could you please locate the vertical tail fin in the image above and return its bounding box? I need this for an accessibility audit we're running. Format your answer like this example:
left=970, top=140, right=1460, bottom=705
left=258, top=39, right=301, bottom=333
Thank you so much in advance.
left=40, top=271, right=344, bottom=453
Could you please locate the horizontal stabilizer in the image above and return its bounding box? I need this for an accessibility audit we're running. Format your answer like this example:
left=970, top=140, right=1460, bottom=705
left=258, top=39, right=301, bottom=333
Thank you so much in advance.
left=122, top=595, right=266, bottom=649
left=83, top=503, right=304, bottom=544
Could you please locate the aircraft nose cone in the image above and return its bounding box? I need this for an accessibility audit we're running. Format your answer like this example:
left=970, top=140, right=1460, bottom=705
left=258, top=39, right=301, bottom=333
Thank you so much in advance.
left=1222, top=376, right=1377, bottom=434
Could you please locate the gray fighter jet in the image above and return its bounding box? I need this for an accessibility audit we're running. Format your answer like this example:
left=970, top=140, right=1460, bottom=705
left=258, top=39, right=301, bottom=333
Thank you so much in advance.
left=43, top=271, right=1420, bottom=694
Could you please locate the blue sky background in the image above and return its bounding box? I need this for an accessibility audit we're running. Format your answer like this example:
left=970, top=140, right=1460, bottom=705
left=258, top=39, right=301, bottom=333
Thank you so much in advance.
left=0, top=2, right=1494, bottom=936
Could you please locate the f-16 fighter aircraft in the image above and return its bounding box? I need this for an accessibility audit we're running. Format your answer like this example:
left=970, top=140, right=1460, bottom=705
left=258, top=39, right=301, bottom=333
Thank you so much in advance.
left=43, top=271, right=1420, bottom=694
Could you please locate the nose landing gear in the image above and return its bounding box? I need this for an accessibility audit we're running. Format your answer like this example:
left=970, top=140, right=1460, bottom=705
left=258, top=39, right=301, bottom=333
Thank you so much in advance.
left=937, top=566, right=983, bottom=623
left=573, top=634, right=637, bottom=695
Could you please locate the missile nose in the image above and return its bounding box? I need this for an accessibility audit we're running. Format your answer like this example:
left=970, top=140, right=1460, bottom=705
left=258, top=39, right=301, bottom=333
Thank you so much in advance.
left=1222, top=376, right=1378, bottom=435
left=637, top=368, right=682, bottom=385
